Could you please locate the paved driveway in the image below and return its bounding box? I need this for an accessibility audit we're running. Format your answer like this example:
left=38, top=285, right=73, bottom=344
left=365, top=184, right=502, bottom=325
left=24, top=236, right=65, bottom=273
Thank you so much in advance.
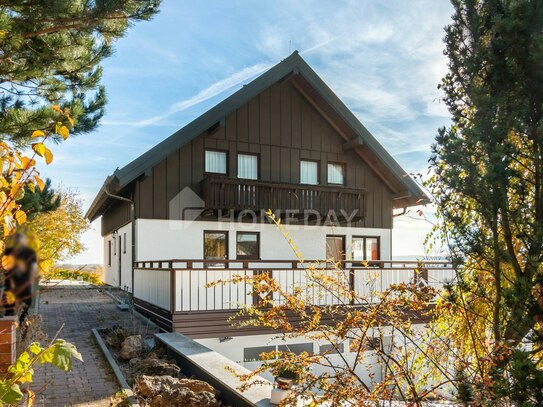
left=31, top=284, right=156, bottom=406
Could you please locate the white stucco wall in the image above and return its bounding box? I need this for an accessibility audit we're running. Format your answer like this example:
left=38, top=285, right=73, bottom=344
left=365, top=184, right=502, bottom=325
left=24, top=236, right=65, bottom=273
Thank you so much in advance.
left=196, top=333, right=383, bottom=384
left=103, top=222, right=132, bottom=290
left=135, top=218, right=392, bottom=262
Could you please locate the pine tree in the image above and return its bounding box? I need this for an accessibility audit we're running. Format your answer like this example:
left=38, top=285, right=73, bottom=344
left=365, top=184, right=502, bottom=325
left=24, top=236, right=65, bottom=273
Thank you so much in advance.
left=18, top=178, right=61, bottom=219
left=429, top=0, right=543, bottom=403
left=0, top=0, right=161, bottom=145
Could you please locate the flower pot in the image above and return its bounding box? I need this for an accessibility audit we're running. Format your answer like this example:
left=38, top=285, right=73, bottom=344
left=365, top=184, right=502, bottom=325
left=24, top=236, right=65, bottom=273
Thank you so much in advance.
left=0, top=316, right=17, bottom=372
left=271, top=377, right=294, bottom=405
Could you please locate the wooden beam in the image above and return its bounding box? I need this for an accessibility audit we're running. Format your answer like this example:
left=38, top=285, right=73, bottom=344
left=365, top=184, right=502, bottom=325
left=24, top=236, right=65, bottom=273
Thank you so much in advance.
left=288, top=74, right=355, bottom=141
left=392, top=191, right=411, bottom=200
left=206, top=118, right=225, bottom=136
left=288, top=74, right=406, bottom=195
left=342, top=136, right=364, bottom=151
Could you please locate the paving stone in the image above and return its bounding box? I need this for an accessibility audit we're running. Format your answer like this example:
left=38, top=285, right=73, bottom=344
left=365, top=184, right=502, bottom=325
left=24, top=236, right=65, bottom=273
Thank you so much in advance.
left=32, top=284, right=157, bottom=406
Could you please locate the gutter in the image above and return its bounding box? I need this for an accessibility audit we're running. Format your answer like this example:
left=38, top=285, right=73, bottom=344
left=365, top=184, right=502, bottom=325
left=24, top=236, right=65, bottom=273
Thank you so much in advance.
left=100, top=186, right=136, bottom=296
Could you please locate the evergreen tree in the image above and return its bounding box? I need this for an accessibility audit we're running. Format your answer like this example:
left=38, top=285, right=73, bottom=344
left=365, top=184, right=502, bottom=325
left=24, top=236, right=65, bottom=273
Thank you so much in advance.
left=18, top=178, right=61, bottom=219
left=0, top=0, right=160, bottom=145
left=429, top=0, right=543, bottom=403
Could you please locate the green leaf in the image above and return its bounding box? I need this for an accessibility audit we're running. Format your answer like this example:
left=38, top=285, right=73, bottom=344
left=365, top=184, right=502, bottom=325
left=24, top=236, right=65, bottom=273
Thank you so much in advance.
left=38, top=340, right=83, bottom=372
left=0, top=383, right=23, bottom=404
left=28, top=343, right=42, bottom=355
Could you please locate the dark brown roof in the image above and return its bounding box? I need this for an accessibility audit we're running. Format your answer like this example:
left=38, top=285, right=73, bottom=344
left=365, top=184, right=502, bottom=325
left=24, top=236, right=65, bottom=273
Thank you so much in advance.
left=86, top=51, right=428, bottom=221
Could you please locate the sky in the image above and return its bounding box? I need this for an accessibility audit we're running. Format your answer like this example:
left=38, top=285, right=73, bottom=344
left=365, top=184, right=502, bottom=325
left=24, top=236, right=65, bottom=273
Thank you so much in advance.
left=39, top=0, right=454, bottom=264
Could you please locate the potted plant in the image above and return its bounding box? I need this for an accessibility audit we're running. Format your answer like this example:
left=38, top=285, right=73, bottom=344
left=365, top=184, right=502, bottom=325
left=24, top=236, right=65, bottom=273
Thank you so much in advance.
left=270, top=368, right=298, bottom=405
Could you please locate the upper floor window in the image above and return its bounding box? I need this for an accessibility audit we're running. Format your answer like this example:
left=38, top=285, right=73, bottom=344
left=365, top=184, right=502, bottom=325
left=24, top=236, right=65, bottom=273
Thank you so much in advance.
left=300, top=160, right=319, bottom=185
left=205, top=150, right=227, bottom=174
left=238, top=153, right=258, bottom=180
left=327, top=163, right=345, bottom=185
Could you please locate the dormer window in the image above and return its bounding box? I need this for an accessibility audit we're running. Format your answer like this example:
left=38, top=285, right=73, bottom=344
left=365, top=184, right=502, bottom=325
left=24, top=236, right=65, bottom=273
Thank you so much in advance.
left=238, top=153, right=258, bottom=180
left=205, top=150, right=227, bottom=174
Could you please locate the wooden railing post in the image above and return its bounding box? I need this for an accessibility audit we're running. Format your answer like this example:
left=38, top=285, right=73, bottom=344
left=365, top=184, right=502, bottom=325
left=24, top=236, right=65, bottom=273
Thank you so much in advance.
left=349, top=268, right=355, bottom=306
left=170, top=266, right=176, bottom=314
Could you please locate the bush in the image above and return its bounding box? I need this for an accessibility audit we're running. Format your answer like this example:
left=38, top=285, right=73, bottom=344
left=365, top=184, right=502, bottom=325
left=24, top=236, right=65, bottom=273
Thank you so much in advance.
left=42, top=267, right=103, bottom=285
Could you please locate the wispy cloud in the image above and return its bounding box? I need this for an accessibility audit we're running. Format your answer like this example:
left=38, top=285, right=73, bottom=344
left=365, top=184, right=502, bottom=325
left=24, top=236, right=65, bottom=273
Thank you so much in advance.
left=102, top=62, right=273, bottom=127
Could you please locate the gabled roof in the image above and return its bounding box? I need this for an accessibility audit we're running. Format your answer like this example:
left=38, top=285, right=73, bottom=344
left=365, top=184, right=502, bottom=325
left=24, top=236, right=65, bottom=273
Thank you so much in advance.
left=86, top=51, right=428, bottom=221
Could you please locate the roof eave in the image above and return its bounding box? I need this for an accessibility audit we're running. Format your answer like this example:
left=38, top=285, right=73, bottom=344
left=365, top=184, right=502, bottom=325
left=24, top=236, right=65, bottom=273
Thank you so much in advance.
left=84, top=175, right=119, bottom=222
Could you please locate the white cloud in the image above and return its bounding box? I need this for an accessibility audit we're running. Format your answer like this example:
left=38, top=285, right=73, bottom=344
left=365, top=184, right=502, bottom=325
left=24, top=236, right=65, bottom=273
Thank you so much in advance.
left=103, top=61, right=273, bottom=127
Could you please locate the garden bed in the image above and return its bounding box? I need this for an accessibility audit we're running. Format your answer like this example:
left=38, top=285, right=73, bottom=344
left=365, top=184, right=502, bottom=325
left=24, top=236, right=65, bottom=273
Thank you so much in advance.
left=94, top=326, right=222, bottom=407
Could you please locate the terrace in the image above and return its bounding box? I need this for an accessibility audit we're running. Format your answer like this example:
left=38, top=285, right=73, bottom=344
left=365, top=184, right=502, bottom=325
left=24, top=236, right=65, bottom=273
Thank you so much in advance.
left=131, top=259, right=457, bottom=337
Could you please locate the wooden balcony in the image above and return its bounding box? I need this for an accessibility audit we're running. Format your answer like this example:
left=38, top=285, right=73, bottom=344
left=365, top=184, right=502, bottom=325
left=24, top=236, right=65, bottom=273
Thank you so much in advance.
left=131, top=259, right=457, bottom=337
left=200, top=175, right=366, bottom=221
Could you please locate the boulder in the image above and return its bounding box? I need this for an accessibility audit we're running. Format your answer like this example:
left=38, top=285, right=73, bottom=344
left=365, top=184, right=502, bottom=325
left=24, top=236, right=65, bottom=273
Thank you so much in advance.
left=128, top=356, right=181, bottom=377
left=119, top=335, right=143, bottom=359
left=134, top=375, right=219, bottom=407
left=104, top=326, right=130, bottom=349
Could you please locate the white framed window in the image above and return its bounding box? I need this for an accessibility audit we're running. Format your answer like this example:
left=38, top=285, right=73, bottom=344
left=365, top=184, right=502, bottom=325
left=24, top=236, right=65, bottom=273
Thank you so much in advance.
left=300, top=160, right=319, bottom=185
left=327, top=163, right=345, bottom=185
left=237, top=153, right=258, bottom=180
left=205, top=150, right=227, bottom=174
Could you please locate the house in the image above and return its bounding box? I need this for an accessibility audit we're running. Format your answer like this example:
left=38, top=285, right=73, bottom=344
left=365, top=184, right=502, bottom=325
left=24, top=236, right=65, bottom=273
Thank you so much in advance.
left=86, top=52, right=449, bottom=379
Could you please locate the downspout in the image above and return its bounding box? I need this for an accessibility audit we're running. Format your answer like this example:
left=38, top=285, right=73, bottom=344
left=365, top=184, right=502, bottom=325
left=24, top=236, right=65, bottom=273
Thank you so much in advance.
left=101, top=187, right=136, bottom=296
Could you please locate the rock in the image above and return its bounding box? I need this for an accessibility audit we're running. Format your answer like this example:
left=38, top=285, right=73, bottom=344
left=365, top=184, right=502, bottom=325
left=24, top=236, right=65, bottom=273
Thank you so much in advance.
left=177, top=378, right=216, bottom=394
left=119, top=335, right=143, bottom=359
left=104, top=326, right=130, bottom=349
left=128, top=356, right=180, bottom=377
left=134, top=375, right=219, bottom=407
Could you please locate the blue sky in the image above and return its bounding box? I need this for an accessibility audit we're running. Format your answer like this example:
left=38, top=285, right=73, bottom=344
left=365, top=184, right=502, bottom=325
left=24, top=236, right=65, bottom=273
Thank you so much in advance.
left=39, top=0, right=454, bottom=264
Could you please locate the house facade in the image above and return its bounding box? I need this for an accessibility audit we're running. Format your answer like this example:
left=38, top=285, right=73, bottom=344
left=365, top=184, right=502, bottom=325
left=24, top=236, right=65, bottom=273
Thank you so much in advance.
left=86, top=52, right=445, bottom=379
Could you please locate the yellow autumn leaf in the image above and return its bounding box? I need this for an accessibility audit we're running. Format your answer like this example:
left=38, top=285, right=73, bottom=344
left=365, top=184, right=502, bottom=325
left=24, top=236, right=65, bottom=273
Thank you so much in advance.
left=34, top=176, right=45, bottom=191
left=0, top=241, right=4, bottom=254
left=58, top=125, right=69, bottom=140
left=1, top=255, right=14, bottom=270
left=52, top=105, right=62, bottom=113
left=4, top=290, right=15, bottom=305
left=32, top=142, right=46, bottom=157
left=18, top=156, right=36, bottom=169
left=44, top=147, right=53, bottom=165
left=31, top=130, right=45, bottom=138
left=26, top=389, right=35, bottom=406
left=15, top=210, right=27, bottom=225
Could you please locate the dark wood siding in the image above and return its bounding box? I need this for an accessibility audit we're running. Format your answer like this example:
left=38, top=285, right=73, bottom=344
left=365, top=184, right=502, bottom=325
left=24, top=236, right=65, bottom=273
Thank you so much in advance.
left=129, top=80, right=393, bottom=228
left=140, top=308, right=430, bottom=339
left=101, top=200, right=131, bottom=236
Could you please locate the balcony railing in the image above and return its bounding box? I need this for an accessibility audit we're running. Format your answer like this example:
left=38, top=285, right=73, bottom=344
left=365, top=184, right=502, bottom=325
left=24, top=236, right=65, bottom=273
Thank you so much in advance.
left=200, top=175, right=366, bottom=221
left=133, top=259, right=457, bottom=313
